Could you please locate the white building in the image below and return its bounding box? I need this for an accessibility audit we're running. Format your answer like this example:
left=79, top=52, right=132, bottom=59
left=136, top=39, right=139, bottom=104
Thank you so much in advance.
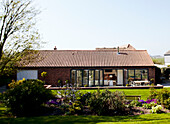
left=164, top=50, right=170, bottom=66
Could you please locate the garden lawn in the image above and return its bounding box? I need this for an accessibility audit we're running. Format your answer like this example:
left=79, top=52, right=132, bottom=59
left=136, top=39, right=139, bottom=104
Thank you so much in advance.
left=0, top=113, right=170, bottom=124
left=52, top=88, right=170, bottom=100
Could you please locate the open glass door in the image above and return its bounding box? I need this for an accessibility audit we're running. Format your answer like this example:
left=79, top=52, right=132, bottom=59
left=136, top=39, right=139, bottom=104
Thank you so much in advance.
left=104, top=69, right=117, bottom=86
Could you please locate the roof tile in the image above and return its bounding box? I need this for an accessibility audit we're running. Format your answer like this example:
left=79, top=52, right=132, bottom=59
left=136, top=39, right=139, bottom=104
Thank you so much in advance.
left=25, top=50, right=154, bottom=67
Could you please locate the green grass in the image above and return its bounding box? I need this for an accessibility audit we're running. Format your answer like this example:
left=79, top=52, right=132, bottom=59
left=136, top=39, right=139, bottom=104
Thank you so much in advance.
left=52, top=88, right=170, bottom=100
left=0, top=113, right=170, bottom=124
left=0, top=88, right=170, bottom=123
left=80, top=89, right=150, bottom=100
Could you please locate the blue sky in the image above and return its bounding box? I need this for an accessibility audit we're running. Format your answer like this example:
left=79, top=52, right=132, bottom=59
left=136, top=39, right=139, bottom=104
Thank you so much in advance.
left=35, top=0, right=170, bottom=56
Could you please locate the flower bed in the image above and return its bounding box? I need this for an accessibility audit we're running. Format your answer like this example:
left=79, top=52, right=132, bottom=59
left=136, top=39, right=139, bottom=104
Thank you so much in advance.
left=45, top=88, right=170, bottom=116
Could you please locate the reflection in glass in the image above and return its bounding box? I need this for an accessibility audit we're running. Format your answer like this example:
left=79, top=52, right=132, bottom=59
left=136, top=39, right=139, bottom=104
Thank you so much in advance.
left=142, top=69, right=148, bottom=80
left=95, top=70, right=99, bottom=85
left=83, top=70, right=88, bottom=86
left=77, top=70, right=82, bottom=87
left=100, top=70, right=103, bottom=85
left=89, top=70, right=94, bottom=86
left=128, top=70, right=135, bottom=81
left=71, top=70, right=76, bottom=86
left=135, top=70, right=141, bottom=81
left=127, top=69, right=148, bottom=81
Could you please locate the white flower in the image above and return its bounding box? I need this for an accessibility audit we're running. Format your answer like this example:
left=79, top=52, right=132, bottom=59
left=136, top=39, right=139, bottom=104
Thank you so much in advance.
left=151, top=105, right=162, bottom=113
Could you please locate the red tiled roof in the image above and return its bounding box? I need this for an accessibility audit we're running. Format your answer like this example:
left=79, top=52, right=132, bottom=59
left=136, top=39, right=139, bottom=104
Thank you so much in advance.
left=24, top=49, right=154, bottom=67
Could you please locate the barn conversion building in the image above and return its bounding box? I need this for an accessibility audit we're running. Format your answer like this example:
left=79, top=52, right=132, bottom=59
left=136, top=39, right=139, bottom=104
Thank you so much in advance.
left=17, top=44, right=156, bottom=87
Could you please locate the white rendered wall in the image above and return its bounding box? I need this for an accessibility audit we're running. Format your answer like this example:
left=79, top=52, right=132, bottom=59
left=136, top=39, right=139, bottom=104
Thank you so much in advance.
left=17, top=70, right=38, bottom=81
left=165, top=56, right=170, bottom=66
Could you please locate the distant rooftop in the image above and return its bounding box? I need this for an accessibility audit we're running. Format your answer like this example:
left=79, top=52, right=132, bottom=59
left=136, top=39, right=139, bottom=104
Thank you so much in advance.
left=96, top=44, right=136, bottom=50
left=164, top=50, right=170, bottom=55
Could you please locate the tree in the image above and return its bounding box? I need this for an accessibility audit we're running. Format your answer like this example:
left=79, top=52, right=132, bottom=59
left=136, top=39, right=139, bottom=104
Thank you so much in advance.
left=0, top=0, right=41, bottom=77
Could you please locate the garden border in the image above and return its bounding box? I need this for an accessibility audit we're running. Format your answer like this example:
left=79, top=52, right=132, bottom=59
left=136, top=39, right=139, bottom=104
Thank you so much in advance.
left=47, top=85, right=163, bottom=90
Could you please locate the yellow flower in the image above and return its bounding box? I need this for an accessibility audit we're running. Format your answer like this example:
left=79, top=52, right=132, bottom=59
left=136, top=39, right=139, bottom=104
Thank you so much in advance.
left=23, top=78, right=26, bottom=81
left=75, top=107, right=81, bottom=110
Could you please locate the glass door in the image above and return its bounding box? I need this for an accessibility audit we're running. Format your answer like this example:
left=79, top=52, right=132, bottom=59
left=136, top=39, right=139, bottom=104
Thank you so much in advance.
left=83, top=70, right=89, bottom=86
left=95, top=70, right=99, bottom=85
left=89, top=70, right=94, bottom=86
left=104, top=69, right=117, bottom=86
left=77, top=70, right=83, bottom=87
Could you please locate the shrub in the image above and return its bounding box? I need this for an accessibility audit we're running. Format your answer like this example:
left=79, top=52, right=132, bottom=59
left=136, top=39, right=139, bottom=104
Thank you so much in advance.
left=163, top=98, right=170, bottom=109
left=49, top=88, right=83, bottom=115
left=88, top=89, right=126, bottom=115
left=130, top=100, right=143, bottom=107
left=46, top=99, right=62, bottom=106
left=148, top=88, right=170, bottom=109
left=157, top=89, right=169, bottom=104
left=56, top=88, right=81, bottom=104
left=79, top=92, right=92, bottom=106
left=68, top=100, right=83, bottom=115
left=2, top=79, right=53, bottom=116
left=148, top=88, right=158, bottom=100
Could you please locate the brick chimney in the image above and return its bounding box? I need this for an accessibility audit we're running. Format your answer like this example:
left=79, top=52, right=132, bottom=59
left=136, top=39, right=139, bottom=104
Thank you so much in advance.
left=54, top=46, right=57, bottom=50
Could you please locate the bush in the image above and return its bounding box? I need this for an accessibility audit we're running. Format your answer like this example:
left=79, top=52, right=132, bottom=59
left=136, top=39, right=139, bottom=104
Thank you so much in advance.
left=0, top=77, right=12, bottom=87
left=88, top=89, right=126, bottom=115
left=2, top=79, right=53, bottom=116
left=148, top=88, right=170, bottom=109
left=163, top=98, right=170, bottom=109
left=130, top=100, right=143, bottom=107
left=48, top=88, right=83, bottom=115
left=79, top=92, right=92, bottom=106
left=148, top=88, right=158, bottom=100
left=68, top=100, right=83, bottom=115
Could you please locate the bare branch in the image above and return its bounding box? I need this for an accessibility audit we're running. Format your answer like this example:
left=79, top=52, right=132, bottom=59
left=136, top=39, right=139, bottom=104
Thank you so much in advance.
left=0, top=0, right=42, bottom=77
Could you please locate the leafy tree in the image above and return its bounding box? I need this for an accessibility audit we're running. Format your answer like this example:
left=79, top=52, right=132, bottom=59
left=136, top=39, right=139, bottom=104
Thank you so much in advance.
left=0, top=0, right=41, bottom=77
